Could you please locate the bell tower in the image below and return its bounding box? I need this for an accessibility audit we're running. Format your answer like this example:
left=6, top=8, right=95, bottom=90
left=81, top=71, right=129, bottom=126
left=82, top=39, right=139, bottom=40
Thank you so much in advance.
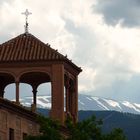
left=0, top=33, right=82, bottom=123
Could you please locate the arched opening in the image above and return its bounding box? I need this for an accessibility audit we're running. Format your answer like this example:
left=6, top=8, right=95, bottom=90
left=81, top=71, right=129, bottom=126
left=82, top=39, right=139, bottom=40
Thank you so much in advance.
left=4, top=83, right=16, bottom=100
left=0, top=73, right=15, bottom=98
left=19, top=83, right=33, bottom=107
left=64, top=74, right=69, bottom=113
left=19, top=72, right=51, bottom=112
left=36, top=83, right=51, bottom=116
left=37, top=83, right=51, bottom=109
left=64, top=86, right=66, bottom=111
left=64, top=75, right=73, bottom=115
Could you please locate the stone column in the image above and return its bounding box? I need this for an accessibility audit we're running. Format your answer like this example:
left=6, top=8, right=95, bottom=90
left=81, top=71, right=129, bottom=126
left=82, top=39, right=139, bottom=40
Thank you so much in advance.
left=65, top=76, right=70, bottom=114
left=32, top=86, right=37, bottom=105
left=69, top=77, right=78, bottom=123
left=0, top=85, right=5, bottom=98
left=15, top=81, right=20, bottom=104
left=73, top=77, right=78, bottom=123
left=0, top=90, right=5, bottom=98
left=51, top=64, right=65, bottom=124
left=32, top=85, right=38, bottom=112
left=66, top=87, right=69, bottom=113
left=69, top=87, right=73, bottom=118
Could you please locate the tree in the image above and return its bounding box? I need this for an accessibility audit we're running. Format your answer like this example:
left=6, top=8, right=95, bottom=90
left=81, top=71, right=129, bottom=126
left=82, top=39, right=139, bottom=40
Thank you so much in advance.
left=24, top=115, right=63, bottom=140
left=65, top=115, right=103, bottom=140
left=65, top=115, right=126, bottom=140
left=24, top=115, right=126, bottom=140
left=102, top=128, right=126, bottom=140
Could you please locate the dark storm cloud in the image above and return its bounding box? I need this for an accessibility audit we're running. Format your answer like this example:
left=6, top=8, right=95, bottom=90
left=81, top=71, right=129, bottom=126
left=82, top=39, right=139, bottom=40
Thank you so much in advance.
left=93, top=0, right=140, bottom=27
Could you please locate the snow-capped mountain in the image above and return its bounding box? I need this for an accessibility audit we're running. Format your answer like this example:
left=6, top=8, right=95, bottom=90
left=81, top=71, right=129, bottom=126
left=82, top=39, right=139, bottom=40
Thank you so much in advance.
left=19, top=94, right=140, bottom=114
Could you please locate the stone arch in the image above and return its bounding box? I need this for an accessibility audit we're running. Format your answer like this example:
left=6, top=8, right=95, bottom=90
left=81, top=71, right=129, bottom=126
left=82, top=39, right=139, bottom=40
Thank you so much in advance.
left=19, top=71, right=52, bottom=111
left=19, top=71, right=51, bottom=85
left=18, top=69, right=51, bottom=81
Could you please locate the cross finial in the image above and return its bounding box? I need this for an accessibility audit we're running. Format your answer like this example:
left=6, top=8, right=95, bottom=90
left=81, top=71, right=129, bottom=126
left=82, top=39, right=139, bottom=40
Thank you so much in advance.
left=21, top=9, right=32, bottom=33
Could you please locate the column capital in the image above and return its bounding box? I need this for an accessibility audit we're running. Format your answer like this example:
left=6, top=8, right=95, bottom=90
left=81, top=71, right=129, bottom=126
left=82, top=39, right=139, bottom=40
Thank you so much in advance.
left=15, top=81, right=20, bottom=85
left=32, top=89, right=37, bottom=94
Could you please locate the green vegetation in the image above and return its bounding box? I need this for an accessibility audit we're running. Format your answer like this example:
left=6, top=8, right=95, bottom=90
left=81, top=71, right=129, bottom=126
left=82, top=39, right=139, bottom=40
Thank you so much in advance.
left=24, top=115, right=126, bottom=140
left=24, top=116, right=62, bottom=140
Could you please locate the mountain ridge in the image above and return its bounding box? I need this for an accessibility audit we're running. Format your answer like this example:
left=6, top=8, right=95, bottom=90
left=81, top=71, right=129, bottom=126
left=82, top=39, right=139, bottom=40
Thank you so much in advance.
left=18, top=94, right=140, bottom=114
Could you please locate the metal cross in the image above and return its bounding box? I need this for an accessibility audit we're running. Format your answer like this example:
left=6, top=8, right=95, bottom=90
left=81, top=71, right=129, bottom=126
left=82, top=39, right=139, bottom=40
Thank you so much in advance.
left=22, top=9, right=32, bottom=33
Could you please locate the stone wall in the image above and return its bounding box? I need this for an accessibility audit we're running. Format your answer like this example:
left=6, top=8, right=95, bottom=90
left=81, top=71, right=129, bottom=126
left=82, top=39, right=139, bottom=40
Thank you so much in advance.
left=0, top=108, right=39, bottom=140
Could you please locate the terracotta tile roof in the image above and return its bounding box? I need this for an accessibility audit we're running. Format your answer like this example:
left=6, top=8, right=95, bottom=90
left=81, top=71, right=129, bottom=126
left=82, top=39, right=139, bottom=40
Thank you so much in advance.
left=0, top=33, right=64, bottom=62
left=0, top=33, right=82, bottom=72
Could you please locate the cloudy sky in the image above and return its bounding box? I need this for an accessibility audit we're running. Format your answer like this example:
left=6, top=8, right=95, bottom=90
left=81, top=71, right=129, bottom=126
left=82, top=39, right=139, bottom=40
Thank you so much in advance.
left=1, top=0, right=140, bottom=103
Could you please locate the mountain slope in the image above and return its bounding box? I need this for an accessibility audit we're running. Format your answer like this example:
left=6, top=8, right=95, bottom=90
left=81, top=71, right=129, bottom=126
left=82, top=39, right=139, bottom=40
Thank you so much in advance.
left=19, top=94, right=140, bottom=114
left=79, top=110, right=140, bottom=140
left=37, top=109, right=140, bottom=140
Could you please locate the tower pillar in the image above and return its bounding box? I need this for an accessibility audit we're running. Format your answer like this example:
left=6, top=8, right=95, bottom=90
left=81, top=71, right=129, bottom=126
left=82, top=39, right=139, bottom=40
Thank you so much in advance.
left=51, top=64, right=65, bottom=123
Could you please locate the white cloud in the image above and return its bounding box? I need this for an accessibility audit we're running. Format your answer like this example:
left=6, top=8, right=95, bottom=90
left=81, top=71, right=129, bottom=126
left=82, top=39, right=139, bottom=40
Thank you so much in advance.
left=1, top=0, right=140, bottom=102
